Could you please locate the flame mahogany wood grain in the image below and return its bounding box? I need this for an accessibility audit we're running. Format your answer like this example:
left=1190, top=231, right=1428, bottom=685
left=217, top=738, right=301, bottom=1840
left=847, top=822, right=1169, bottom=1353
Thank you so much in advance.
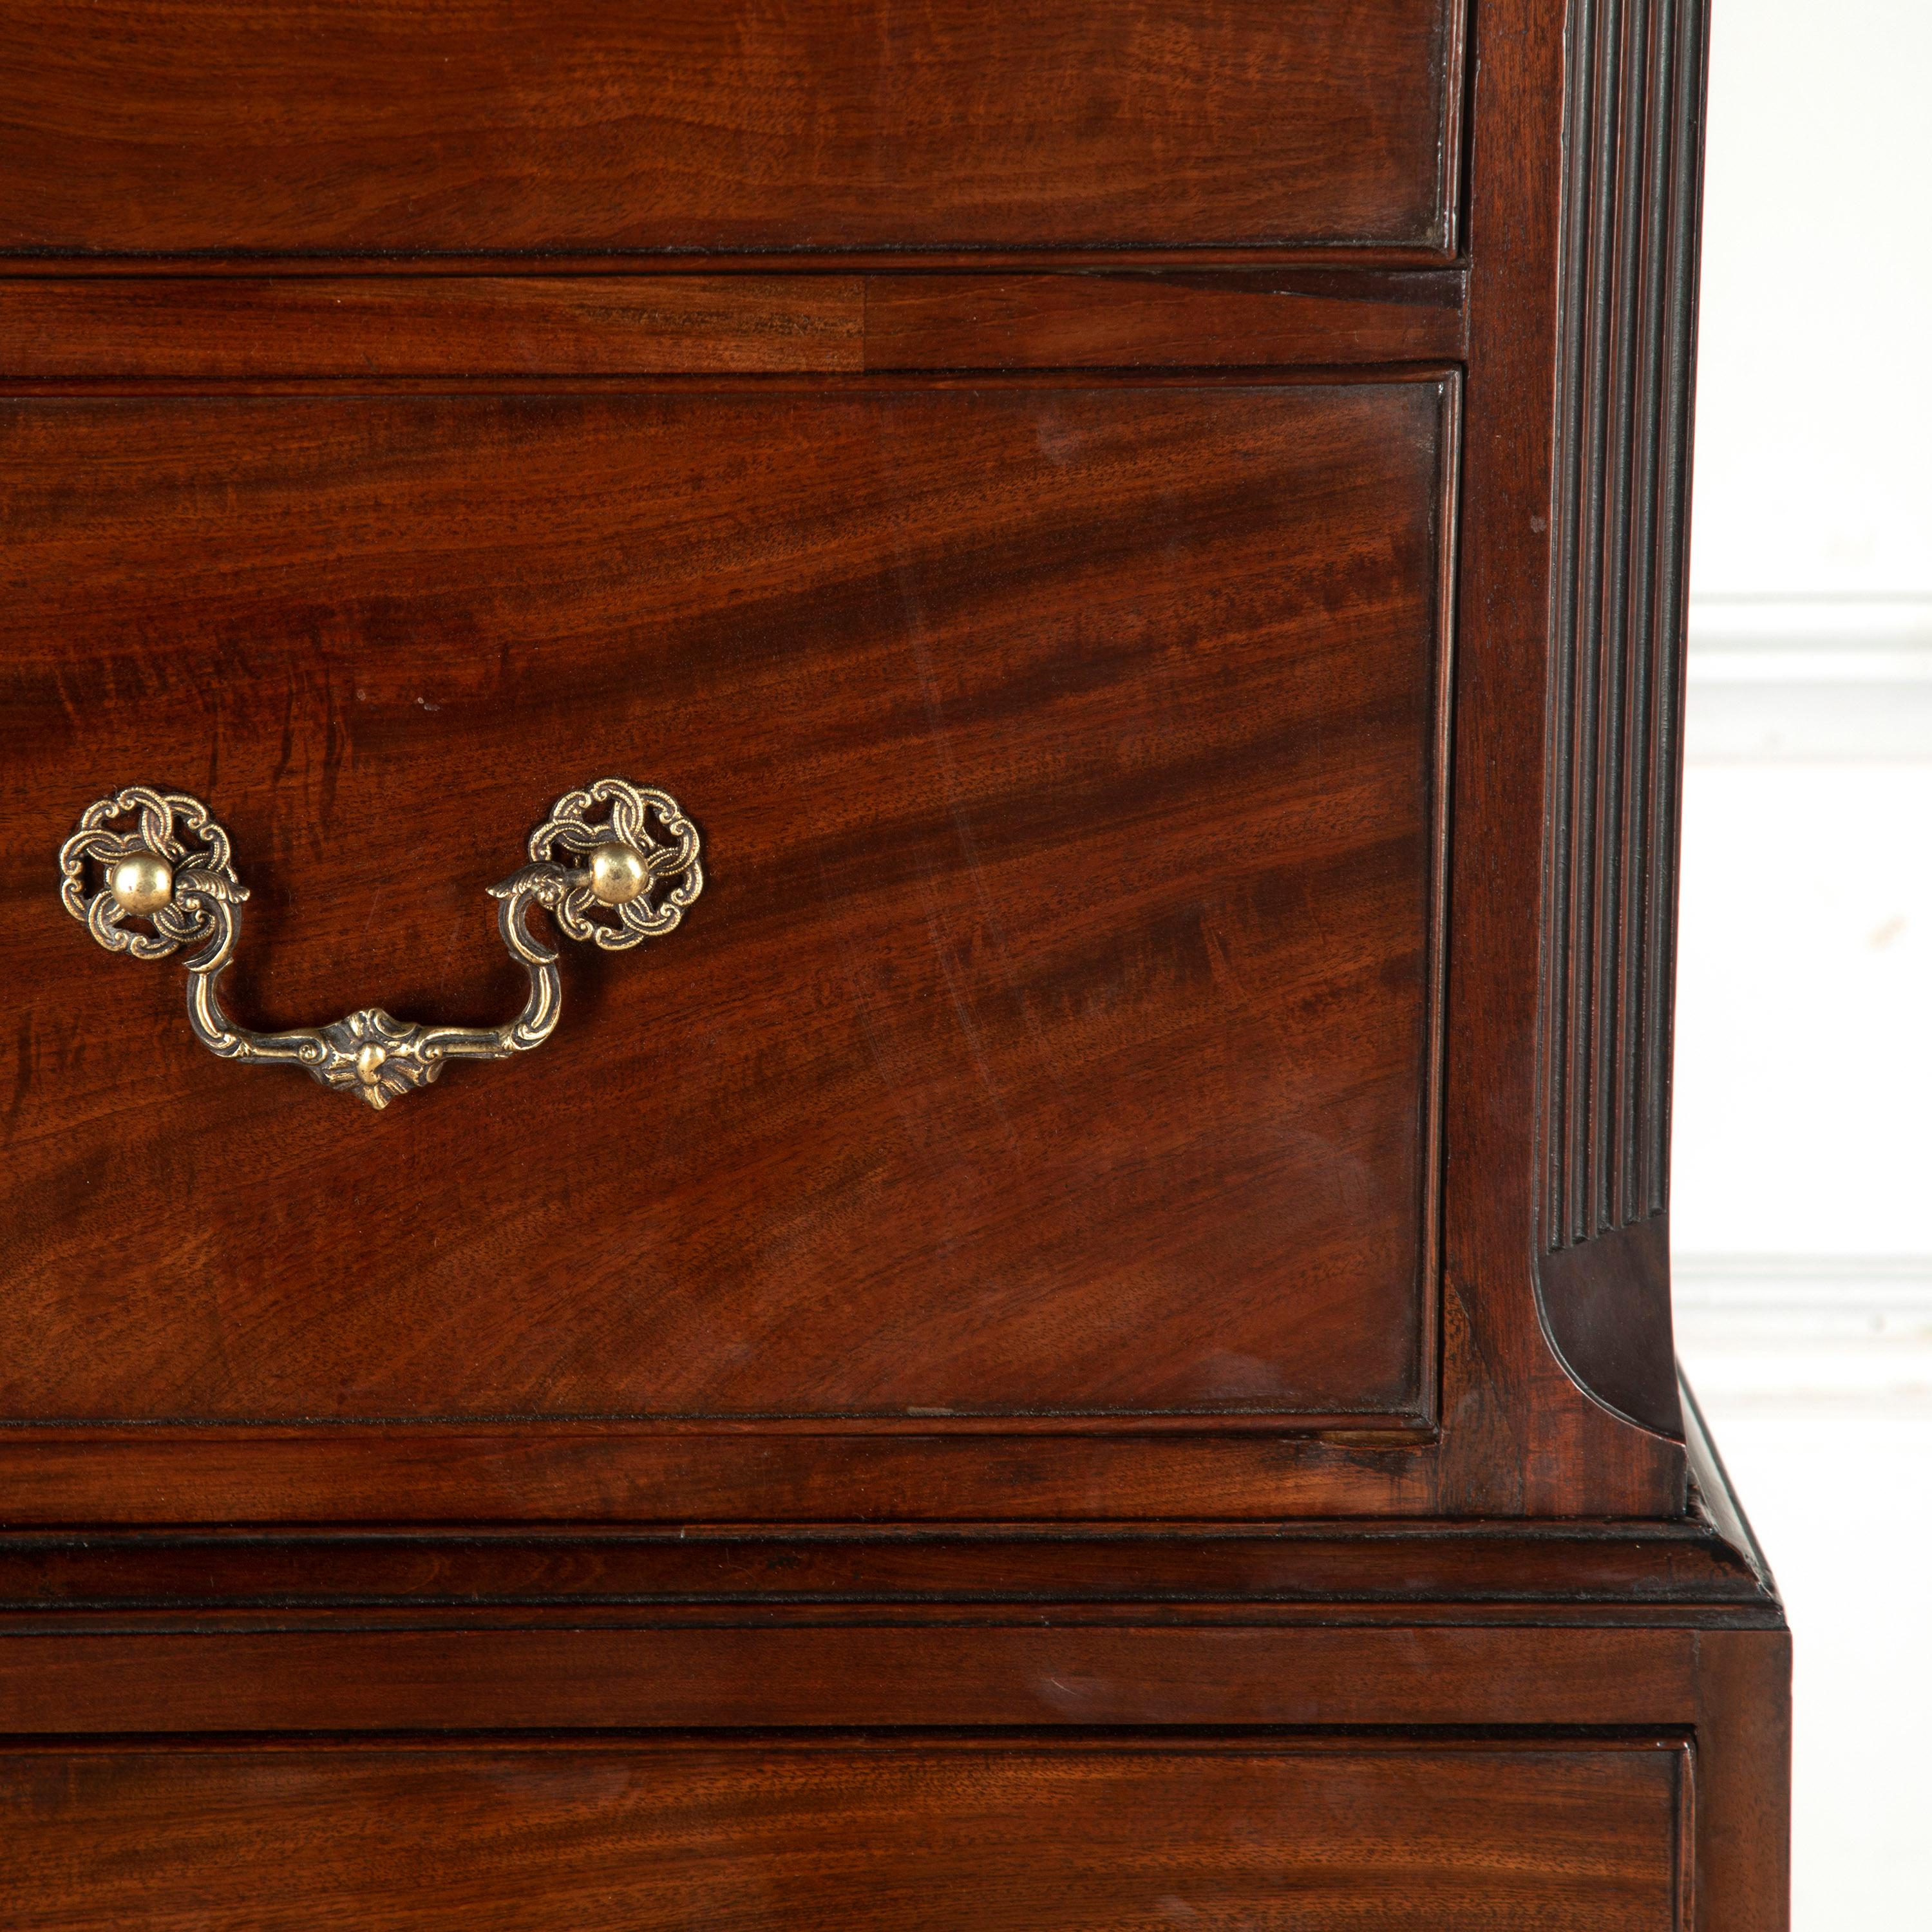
left=0, top=0, right=1464, bottom=260
left=0, top=383, right=1449, bottom=1455
left=0, top=0, right=1788, bottom=1922
left=0, top=1739, right=1683, bottom=1932
left=0, top=0, right=1716, bottom=1527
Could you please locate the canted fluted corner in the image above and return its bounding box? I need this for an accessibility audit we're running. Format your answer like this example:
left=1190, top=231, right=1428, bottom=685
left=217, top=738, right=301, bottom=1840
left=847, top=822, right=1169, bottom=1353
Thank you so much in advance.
left=57, top=778, right=703, bottom=1111
left=1534, top=0, right=1708, bottom=1448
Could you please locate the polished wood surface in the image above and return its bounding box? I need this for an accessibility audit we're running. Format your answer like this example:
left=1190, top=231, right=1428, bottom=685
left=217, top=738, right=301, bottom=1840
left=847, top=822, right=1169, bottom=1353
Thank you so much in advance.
left=0, top=1425, right=1438, bottom=1526
left=0, top=1619, right=1768, bottom=1735
left=0, top=1511, right=1772, bottom=1611
left=1425, top=0, right=1701, bottom=1516
left=0, top=1739, right=1683, bottom=1931
left=0, top=0, right=1696, bottom=1529
left=0, top=0, right=1788, bottom=1923
left=0, top=1615, right=1785, bottom=1932
left=866, top=270, right=1468, bottom=370
left=0, top=1, right=1464, bottom=260
left=0, top=270, right=1466, bottom=379
left=1535, top=0, right=1709, bottom=1436
left=2, top=383, right=1448, bottom=1437
left=0, top=277, right=869, bottom=375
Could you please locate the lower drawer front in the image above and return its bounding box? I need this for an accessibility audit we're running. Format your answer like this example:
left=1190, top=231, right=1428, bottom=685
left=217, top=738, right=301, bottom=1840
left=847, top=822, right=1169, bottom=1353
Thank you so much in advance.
left=5, top=1739, right=1683, bottom=1930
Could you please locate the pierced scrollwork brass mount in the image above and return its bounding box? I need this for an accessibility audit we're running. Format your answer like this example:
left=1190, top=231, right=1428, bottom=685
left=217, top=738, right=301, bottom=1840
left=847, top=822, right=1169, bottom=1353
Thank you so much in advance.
left=57, top=779, right=703, bottom=1110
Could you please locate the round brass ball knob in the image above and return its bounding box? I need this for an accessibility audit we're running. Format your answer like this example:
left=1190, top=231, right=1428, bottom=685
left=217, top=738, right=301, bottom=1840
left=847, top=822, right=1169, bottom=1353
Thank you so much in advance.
left=109, top=851, right=175, bottom=916
left=585, top=842, right=649, bottom=907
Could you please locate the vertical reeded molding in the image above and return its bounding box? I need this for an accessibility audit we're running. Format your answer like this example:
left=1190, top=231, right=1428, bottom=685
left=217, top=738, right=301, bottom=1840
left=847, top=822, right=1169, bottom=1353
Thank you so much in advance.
left=1536, top=0, right=1710, bottom=1439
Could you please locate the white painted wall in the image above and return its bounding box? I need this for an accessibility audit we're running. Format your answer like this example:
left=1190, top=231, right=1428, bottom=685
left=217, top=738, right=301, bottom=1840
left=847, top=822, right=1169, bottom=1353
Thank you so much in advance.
left=1689, top=0, right=1932, bottom=598
left=1674, top=1, right=1932, bottom=1920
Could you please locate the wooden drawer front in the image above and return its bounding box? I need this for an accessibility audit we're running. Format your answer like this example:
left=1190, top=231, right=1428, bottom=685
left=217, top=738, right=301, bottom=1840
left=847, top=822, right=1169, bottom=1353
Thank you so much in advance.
left=0, top=1740, right=1683, bottom=1930
left=0, top=2, right=1464, bottom=258
left=2, top=380, right=1449, bottom=1432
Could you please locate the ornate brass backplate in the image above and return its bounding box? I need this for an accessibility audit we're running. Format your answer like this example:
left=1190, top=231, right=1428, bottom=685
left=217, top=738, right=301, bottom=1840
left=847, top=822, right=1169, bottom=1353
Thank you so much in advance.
left=57, top=779, right=702, bottom=1110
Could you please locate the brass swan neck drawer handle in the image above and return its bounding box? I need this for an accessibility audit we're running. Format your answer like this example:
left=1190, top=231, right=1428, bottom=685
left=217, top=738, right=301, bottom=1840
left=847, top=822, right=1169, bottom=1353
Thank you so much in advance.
left=57, top=779, right=703, bottom=1110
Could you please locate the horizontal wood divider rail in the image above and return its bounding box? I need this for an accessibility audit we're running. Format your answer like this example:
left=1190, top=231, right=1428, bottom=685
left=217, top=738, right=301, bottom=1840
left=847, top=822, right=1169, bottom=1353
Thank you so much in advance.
left=867, top=272, right=1468, bottom=368
left=0, top=276, right=865, bottom=376
left=0, top=1520, right=1774, bottom=1610
left=0, top=272, right=1466, bottom=378
left=0, top=1622, right=1725, bottom=1734
left=0, top=249, right=1469, bottom=275
left=0, top=1430, right=1439, bottom=1525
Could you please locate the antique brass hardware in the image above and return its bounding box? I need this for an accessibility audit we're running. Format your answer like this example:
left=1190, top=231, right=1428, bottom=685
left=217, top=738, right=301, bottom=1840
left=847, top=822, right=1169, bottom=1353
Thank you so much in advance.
left=57, top=779, right=703, bottom=1110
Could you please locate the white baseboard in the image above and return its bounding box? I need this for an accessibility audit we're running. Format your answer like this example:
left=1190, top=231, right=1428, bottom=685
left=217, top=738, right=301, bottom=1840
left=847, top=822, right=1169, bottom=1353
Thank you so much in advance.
left=1673, top=1251, right=1932, bottom=1405
left=1687, top=594, right=1932, bottom=762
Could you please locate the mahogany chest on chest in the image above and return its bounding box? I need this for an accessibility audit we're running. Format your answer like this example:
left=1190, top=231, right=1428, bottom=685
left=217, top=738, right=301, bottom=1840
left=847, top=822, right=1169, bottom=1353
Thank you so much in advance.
left=0, top=3, right=1788, bottom=1924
